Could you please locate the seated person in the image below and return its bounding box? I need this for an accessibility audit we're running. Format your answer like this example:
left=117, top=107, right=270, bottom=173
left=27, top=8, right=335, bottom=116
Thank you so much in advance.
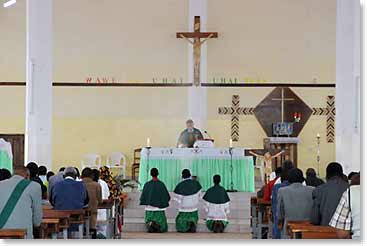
left=82, top=168, right=102, bottom=239
left=347, top=171, right=360, bottom=186
left=177, top=119, right=203, bottom=148
left=0, top=167, right=42, bottom=239
left=0, top=168, right=11, bottom=181
left=203, top=175, right=230, bottom=233
left=173, top=169, right=202, bottom=233
left=310, top=162, right=349, bottom=226
left=277, top=168, right=314, bottom=239
left=140, top=168, right=170, bottom=233
left=271, top=160, right=293, bottom=239
left=305, top=168, right=324, bottom=187
left=329, top=184, right=360, bottom=240
left=48, top=167, right=65, bottom=196
left=26, top=162, right=47, bottom=200
left=50, top=167, right=88, bottom=210
left=263, top=167, right=282, bottom=201
left=45, top=171, right=55, bottom=190
left=38, top=165, right=48, bottom=185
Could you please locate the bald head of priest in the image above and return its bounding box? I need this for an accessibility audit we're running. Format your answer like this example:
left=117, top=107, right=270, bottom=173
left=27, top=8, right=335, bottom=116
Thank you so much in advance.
left=177, top=119, right=203, bottom=148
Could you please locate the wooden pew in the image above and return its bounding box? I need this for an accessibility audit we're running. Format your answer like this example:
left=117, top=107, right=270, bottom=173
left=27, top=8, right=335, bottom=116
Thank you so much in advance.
left=0, top=229, right=27, bottom=239
left=287, top=220, right=338, bottom=239
left=40, top=218, right=60, bottom=239
left=255, top=198, right=272, bottom=239
left=62, top=209, right=85, bottom=239
left=43, top=209, right=71, bottom=239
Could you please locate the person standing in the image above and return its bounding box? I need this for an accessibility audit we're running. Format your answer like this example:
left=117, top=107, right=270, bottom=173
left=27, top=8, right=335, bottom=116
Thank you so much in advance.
left=140, top=168, right=171, bottom=233
left=310, top=162, right=349, bottom=226
left=173, top=169, right=202, bottom=233
left=305, top=168, right=324, bottom=187
left=203, top=175, right=230, bottom=233
left=0, top=167, right=42, bottom=239
left=82, top=168, right=102, bottom=239
left=277, top=168, right=314, bottom=239
left=177, top=119, right=204, bottom=148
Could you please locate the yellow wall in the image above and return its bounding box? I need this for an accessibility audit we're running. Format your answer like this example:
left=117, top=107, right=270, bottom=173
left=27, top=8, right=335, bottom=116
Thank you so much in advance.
left=0, top=0, right=336, bottom=178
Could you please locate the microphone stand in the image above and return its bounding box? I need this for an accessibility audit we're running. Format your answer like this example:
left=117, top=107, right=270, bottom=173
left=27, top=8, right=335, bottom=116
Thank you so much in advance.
left=227, top=147, right=238, bottom=192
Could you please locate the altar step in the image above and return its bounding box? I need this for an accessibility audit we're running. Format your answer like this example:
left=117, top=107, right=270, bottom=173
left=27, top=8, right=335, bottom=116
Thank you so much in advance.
left=123, top=191, right=255, bottom=234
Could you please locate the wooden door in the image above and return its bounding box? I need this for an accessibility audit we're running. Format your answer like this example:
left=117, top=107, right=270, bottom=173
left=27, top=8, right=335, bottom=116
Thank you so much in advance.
left=0, top=134, right=24, bottom=170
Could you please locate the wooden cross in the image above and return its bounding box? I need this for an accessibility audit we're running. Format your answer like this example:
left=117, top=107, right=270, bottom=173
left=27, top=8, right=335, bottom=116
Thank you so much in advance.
left=177, top=16, right=218, bottom=86
left=312, top=96, right=335, bottom=143
left=218, top=95, right=254, bottom=141
left=271, top=87, right=295, bottom=122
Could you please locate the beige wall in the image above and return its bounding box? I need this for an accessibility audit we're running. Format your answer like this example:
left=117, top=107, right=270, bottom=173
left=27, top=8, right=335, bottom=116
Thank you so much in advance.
left=0, top=0, right=337, bottom=177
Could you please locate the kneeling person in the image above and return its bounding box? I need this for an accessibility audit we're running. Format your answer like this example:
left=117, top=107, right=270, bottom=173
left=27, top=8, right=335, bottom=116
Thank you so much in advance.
left=140, top=168, right=171, bottom=233
left=203, top=175, right=230, bottom=233
left=173, top=169, right=202, bottom=232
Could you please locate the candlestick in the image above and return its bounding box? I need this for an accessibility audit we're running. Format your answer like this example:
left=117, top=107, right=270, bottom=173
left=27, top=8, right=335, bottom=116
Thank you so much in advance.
left=147, top=137, right=150, bottom=148
left=229, top=138, right=233, bottom=148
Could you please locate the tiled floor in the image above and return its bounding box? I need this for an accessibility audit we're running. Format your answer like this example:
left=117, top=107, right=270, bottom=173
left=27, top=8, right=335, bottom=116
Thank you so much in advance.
left=121, top=232, right=252, bottom=239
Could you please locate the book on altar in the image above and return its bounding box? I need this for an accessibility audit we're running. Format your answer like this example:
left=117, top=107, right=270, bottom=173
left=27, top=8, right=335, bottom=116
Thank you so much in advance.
left=193, top=139, right=215, bottom=148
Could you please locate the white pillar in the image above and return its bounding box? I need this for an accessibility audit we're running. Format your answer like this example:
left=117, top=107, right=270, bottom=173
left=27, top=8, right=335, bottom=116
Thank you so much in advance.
left=25, top=0, right=53, bottom=169
left=335, top=0, right=361, bottom=174
left=187, top=0, right=208, bottom=131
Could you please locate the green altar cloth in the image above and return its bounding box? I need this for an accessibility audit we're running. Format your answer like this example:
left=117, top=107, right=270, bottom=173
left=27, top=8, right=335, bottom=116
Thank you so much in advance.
left=0, top=150, right=12, bottom=174
left=138, top=157, right=254, bottom=192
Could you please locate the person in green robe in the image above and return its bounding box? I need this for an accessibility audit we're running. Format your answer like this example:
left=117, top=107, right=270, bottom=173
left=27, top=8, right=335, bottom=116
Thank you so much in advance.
left=203, top=174, right=231, bottom=233
left=140, top=168, right=171, bottom=233
left=177, top=119, right=204, bottom=148
left=173, top=169, right=202, bottom=233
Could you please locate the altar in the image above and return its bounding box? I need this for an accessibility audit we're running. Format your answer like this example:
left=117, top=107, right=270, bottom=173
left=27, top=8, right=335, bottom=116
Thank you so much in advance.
left=138, top=147, right=255, bottom=192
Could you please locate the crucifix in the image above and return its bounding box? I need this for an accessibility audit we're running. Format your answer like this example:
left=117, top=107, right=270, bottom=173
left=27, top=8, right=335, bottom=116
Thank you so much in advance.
left=271, top=87, right=295, bottom=122
left=177, top=16, right=218, bottom=86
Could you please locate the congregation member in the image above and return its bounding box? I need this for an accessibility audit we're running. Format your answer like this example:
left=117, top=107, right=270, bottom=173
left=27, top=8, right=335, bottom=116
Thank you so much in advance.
left=277, top=168, right=314, bottom=239
left=45, top=171, right=55, bottom=190
left=203, top=174, right=230, bottom=233
left=0, top=168, right=11, bottom=181
left=305, top=168, right=324, bottom=187
left=48, top=167, right=65, bottom=195
left=310, top=162, right=349, bottom=226
left=348, top=171, right=360, bottom=186
left=173, top=169, right=202, bottom=233
left=26, top=162, right=47, bottom=199
left=329, top=184, right=360, bottom=239
left=50, top=167, right=88, bottom=210
left=263, top=167, right=282, bottom=201
left=82, top=167, right=102, bottom=239
left=75, top=167, right=82, bottom=181
left=271, top=160, right=293, bottom=239
left=38, top=165, right=48, bottom=184
left=92, top=168, right=110, bottom=238
left=0, top=167, right=42, bottom=239
left=140, top=168, right=171, bottom=233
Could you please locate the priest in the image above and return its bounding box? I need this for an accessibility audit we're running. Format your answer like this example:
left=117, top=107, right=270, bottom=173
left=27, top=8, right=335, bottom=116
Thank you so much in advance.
left=203, top=175, right=231, bottom=233
left=177, top=119, right=204, bottom=148
left=139, top=168, right=171, bottom=233
left=173, top=169, right=202, bottom=233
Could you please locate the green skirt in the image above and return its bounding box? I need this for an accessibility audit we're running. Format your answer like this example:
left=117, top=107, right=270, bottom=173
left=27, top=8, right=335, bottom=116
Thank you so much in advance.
left=206, top=220, right=229, bottom=232
left=175, top=211, right=199, bottom=232
left=145, top=210, right=168, bottom=233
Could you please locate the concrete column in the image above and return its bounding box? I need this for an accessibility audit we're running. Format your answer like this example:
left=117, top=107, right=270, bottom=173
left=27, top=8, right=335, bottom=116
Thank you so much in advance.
left=335, top=0, right=361, bottom=174
left=187, top=0, right=208, bottom=131
left=25, top=0, right=53, bottom=169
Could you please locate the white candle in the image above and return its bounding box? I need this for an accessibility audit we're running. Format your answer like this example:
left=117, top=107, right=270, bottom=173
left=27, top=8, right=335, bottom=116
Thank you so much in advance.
left=230, top=138, right=233, bottom=148
left=147, top=137, right=150, bottom=147
left=317, top=133, right=320, bottom=138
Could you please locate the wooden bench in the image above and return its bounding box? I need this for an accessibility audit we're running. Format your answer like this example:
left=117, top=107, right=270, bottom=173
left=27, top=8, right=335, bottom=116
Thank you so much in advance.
left=0, top=229, right=27, bottom=239
left=40, top=218, right=60, bottom=239
left=287, top=220, right=338, bottom=239
left=255, top=198, right=272, bottom=239
left=98, top=199, right=115, bottom=238
left=43, top=209, right=71, bottom=239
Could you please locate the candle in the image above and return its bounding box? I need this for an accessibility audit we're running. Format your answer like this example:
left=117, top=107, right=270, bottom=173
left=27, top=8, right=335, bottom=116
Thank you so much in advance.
left=316, top=133, right=320, bottom=138
left=230, top=138, right=233, bottom=148
left=147, top=137, right=150, bottom=147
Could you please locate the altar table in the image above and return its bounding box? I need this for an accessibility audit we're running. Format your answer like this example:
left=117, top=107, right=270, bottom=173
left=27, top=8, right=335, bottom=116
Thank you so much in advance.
left=138, top=148, right=255, bottom=192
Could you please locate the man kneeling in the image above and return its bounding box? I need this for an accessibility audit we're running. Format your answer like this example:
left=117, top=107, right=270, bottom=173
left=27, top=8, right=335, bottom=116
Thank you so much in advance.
left=140, top=168, right=170, bottom=233
left=173, top=169, right=202, bottom=233
left=203, top=175, right=230, bottom=233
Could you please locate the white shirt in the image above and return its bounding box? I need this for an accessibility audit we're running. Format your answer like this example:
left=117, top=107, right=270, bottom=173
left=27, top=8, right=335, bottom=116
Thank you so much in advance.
left=204, top=201, right=230, bottom=221
left=174, top=192, right=201, bottom=212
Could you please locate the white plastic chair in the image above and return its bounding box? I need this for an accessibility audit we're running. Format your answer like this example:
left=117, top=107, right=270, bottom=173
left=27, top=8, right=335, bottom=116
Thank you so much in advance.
left=81, top=153, right=102, bottom=170
left=106, top=152, right=127, bottom=178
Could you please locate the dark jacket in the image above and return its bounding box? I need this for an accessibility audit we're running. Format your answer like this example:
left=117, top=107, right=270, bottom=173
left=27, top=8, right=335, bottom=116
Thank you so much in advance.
left=50, top=178, right=88, bottom=210
left=305, top=176, right=325, bottom=187
left=310, top=176, right=349, bottom=225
